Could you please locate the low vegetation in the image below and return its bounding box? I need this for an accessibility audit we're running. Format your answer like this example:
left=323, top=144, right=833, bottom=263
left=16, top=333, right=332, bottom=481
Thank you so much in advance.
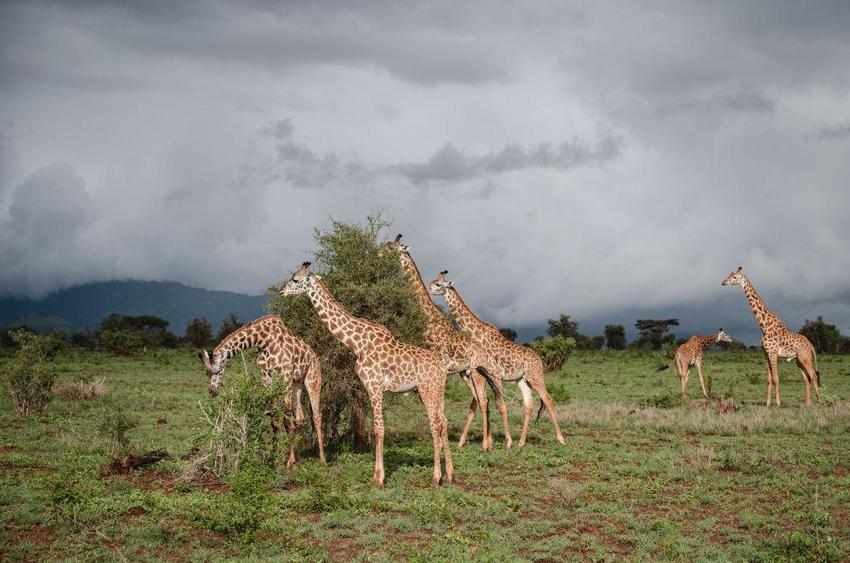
left=0, top=348, right=848, bottom=560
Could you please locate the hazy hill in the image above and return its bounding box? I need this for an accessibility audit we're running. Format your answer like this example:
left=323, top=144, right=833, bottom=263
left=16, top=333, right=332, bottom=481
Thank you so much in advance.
left=0, top=280, right=268, bottom=335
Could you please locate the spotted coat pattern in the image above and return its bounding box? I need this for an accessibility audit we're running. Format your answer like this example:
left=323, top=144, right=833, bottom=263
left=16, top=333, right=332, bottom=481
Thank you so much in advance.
left=429, top=271, right=565, bottom=448
left=386, top=235, right=512, bottom=449
left=280, top=263, right=453, bottom=488
left=722, top=267, right=820, bottom=406
left=673, top=329, right=732, bottom=399
left=198, top=315, right=325, bottom=467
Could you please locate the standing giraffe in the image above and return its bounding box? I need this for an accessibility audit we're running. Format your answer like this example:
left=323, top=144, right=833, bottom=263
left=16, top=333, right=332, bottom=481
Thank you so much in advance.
left=280, top=262, right=453, bottom=487
left=668, top=329, right=734, bottom=399
left=721, top=267, right=821, bottom=406
left=198, top=315, right=326, bottom=468
left=429, top=271, right=565, bottom=447
left=383, top=234, right=512, bottom=449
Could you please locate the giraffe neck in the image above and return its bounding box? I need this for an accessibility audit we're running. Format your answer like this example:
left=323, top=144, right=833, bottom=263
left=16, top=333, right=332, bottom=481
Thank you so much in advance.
left=400, top=253, right=453, bottom=329
left=741, top=276, right=784, bottom=335
left=212, top=328, right=262, bottom=368
left=306, top=278, right=371, bottom=355
left=699, top=334, right=719, bottom=350
left=443, top=286, right=483, bottom=331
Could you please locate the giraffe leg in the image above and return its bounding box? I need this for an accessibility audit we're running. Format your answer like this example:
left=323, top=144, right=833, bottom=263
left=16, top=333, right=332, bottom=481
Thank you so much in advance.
left=798, top=356, right=819, bottom=406
left=457, top=373, right=479, bottom=449
left=284, top=382, right=298, bottom=469
left=528, top=377, right=565, bottom=444
left=369, top=391, right=385, bottom=488
left=516, top=379, right=534, bottom=448
left=765, top=353, right=780, bottom=407
left=419, top=388, right=445, bottom=486
left=494, top=384, right=512, bottom=449
left=471, top=372, right=492, bottom=451
left=305, top=363, right=326, bottom=464
left=696, top=361, right=708, bottom=399
left=678, top=361, right=689, bottom=400
left=438, top=392, right=454, bottom=483
left=764, top=354, right=774, bottom=406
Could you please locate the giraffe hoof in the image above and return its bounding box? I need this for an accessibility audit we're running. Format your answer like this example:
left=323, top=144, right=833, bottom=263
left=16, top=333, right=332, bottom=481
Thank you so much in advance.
left=557, top=435, right=565, bottom=445
left=445, top=472, right=454, bottom=484
left=505, top=440, right=512, bottom=449
left=432, top=477, right=442, bottom=487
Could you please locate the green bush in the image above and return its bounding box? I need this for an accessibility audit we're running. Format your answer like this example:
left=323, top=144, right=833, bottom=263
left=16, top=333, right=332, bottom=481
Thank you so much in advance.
left=96, top=405, right=138, bottom=457
left=98, top=329, right=144, bottom=356
left=0, top=329, right=59, bottom=417
left=266, top=215, right=426, bottom=449
left=195, top=461, right=273, bottom=543
left=640, top=392, right=684, bottom=409
left=189, top=361, right=283, bottom=477
left=531, top=336, right=576, bottom=372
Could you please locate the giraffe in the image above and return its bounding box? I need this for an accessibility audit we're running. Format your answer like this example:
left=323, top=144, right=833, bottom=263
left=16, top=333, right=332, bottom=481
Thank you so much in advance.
left=721, top=267, right=821, bottom=406
left=670, top=329, right=734, bottom=399
left=198, top=315, right=326, bottom=468
left=383, top=234, right=512, bottom=450
left=279, top=262, right=453, bottom=488
left=429, top=271, right=565, bottom=447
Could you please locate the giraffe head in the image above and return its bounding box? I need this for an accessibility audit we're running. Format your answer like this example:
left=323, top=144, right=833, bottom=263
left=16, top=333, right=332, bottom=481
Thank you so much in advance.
left=716, top=328, right=733, bottom=343
left=428, top=270, right=453, bottom=295
left=721, top=266, right=744, bottom=286
left=280, top=262, right=319, bottom=296
left=379, top=233, right=411, bottom=257
left=198, top=349, right=225, bottom=397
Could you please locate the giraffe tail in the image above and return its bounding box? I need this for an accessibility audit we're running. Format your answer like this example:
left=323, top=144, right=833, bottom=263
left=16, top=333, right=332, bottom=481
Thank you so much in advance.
left=814, top=349, right=820, bottom=386
left=475, top=366, right=503, bottom=402
left=655, top=364, right=670, bottom=373
left=535, top=399, right=545, bottom=424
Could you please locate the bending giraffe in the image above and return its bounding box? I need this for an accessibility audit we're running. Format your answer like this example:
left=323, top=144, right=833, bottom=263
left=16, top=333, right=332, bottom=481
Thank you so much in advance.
left=280, top=262, right=453, bottom=488
left=722, top=267, right=821, bottom=406
left=429, top=271, right=565, bottom=447
left=384, top=234, right=512, bottom=449
left=198, top=315, right=326, bottom=468
left=668, top=329, right=733, bottom=399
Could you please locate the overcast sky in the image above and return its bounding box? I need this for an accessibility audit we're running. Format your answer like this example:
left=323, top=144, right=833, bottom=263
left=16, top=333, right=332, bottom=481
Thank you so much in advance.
left=1, top=0, right=849, bottom=343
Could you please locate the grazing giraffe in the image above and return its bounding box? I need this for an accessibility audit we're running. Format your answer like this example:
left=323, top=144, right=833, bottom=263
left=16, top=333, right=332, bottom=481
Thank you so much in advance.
left=383, top=234, right=511, bottom=450
left=279, top=262, right=453, bottom=488
left=429, top=271, right=565, bottom=447
left=198, top=315, right=326, bottom=468
left=722, top=267, right=820, bottom=406
left=671, top=329, right=733, bottom=399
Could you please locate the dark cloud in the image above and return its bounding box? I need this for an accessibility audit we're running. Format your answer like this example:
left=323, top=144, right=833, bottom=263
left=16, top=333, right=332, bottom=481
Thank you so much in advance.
left=393, top=134, right=624, bottom=184
left=0, top=0, right=848, bottom=340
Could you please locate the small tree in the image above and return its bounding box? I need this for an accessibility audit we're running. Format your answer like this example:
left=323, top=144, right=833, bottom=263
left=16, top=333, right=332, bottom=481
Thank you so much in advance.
left=217, top=313, right=243, bottom=343
left=547, top=315, right=579, bottom=339
left=186, top=317, right=214, bottom=349
left=266, top=215, right=426, bottom=450
left=631, top=319, right=679, bottom=350
left=531, top=336, right=576, bottom=372
left=498, top=327, right=518, bottom=342
left=604, top=324, right=627, bottom=350
left=1, top=330, right=59, bottom=417
left=799, top=316, right=843, bottom=354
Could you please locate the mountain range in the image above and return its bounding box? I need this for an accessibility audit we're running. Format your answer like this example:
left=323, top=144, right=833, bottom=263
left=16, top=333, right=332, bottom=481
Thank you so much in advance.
left=0, top=280, right=269, bottom=335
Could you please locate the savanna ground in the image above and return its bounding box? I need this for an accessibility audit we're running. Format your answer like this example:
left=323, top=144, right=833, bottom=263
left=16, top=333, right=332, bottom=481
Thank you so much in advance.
left=1, top=349, right=849, bottom=561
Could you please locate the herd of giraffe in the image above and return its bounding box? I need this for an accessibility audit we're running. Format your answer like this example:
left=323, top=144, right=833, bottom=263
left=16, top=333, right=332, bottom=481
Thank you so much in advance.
left=198, top=236, right=822, bottom=487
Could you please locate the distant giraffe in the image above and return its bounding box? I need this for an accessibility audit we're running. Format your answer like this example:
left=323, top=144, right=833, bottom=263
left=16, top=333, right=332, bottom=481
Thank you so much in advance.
left=198, top=315, right=325, bottom=468
left=429, top=271, right=565, bottom=447
left=280, top=262, right=453, bottom=487
left=670, top=329, right=733, bottom=399
left=722, top=267, right=820, bottom=406
left=384, top=234, right=511, bottom=449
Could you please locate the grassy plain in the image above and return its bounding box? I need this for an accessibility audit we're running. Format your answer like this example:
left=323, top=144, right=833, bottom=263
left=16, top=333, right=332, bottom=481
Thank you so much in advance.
left=1, top=349, right=849, bottom=561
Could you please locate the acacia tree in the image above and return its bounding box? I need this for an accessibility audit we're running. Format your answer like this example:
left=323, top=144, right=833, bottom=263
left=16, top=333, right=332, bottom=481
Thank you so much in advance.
left=266, top=216, right=426, bottom=451
left=632, top=319, right=679, bottom=350
left=186, top=317, right=213, bottom=348
left=799, top=316, right=844, bottom=354
left=604, top=324, right=627, bottom=350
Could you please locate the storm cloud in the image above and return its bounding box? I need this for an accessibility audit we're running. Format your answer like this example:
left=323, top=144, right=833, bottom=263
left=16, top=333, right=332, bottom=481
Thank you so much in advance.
left=1, top=0, right=849, bottom=343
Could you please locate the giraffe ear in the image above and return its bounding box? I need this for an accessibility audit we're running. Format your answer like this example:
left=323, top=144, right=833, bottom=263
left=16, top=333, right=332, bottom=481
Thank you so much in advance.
left=736, top=266, right=742, bottom=272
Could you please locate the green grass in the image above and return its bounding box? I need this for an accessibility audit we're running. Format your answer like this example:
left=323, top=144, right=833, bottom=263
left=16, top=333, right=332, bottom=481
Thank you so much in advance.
left=1, top=349, right=849, bottom=561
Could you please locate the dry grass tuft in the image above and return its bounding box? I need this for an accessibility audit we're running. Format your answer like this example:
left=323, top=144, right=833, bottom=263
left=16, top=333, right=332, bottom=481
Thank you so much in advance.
left=54, top=378, right=107, bottom=400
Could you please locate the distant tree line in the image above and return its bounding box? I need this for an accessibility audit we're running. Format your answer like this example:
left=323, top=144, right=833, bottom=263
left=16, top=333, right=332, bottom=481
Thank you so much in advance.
left=1, top=313, right=248, bottom=355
